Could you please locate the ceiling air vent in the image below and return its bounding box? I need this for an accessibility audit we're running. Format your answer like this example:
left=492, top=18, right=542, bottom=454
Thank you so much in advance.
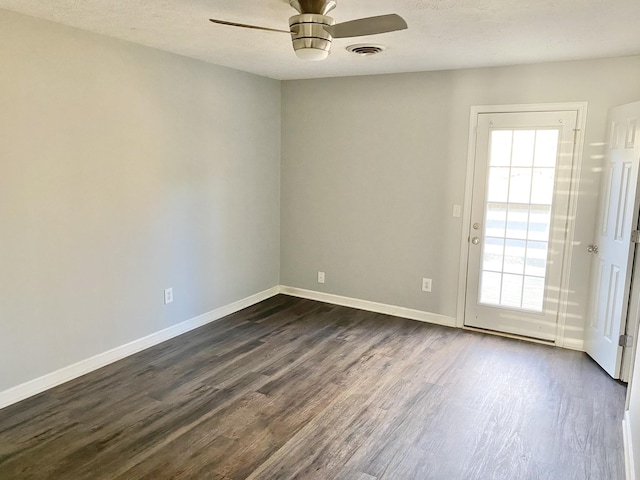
left=346, top=44, right=386, bottom=56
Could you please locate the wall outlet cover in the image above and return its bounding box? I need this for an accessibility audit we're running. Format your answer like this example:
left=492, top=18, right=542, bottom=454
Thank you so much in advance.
left=164, top=288, right=174, bottom=304
left=422, top=278, right=432, bottom=293
left=318, top=271, right=326, bottom=284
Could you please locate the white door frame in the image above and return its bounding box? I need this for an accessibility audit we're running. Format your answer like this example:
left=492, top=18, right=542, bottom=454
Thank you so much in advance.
left=456, top=102, right=588, bottom=348
left=623, top=242, right=640, bottom=382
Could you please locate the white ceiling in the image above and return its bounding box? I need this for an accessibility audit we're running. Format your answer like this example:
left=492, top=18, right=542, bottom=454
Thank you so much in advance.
left=2, top=0, right=640, bottom=80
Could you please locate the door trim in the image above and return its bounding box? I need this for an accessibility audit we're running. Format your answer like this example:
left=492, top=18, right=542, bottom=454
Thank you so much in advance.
left=623, top=246, right=640, bottom=382
left=456, top=102, right=588, bottom=348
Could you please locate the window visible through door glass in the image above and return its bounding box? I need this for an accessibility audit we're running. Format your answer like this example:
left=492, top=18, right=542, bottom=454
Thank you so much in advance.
left=479, top=128, right=559, bottom=312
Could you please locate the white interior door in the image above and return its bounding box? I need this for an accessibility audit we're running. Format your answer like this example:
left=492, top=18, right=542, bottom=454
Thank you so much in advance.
left=585, top=101, right=640, bottom=379
left=464, top=111, right=578, bottom=341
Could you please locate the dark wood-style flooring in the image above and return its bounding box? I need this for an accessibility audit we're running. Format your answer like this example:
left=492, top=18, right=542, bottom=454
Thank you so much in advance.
left=0, top=295, right=627, bottom=479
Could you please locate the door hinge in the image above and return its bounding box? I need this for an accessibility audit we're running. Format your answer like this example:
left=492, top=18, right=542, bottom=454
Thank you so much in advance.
left=632, top=230, right=640, bottom=243
left=619, top=334, right=633, bottom=348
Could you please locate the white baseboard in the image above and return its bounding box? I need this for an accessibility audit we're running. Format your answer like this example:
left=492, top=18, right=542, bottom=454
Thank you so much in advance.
left=624, top=411, right=636, bottom=480
left=559, top=338, right=585, bottom=352
left=0, top=284, right=584, bottom=410
left=279, top=286, right=457, bottom=328
left=0, top=286, right=279, bottom=410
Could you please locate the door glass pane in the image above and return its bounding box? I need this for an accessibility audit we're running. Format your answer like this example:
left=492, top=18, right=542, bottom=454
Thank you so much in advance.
left=525, top=241, right=548, bottom=277
left=534, top=130, right=559, bottom=167
left=530, top=168, right=555, bottom=205
left=486, top=203, right=507, bottom=237
left=522, top=276, right=545, bottom=311
left=501, top=273, right=524, bottom=307
left=512, top=130, right=535, bottom=166
left=487, top=168, right=509, bottom=202
left=490, top=131, right=513, bottom=166
left=508, top=168, right=532, bottom=203
left=506, top=204, right=529, bottom=239
left=478, top=128, right=560, bottom=312
left=503, top=239, right=526, bottom=274
left=480, top=271, right=502, bottom=304
left=483, top=237, right=504, bottom=272
left=528, top=205, right=551, bottom=241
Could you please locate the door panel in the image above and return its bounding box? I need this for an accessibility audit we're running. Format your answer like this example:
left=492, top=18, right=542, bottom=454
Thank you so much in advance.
left=464, top=111, right=578, bottom=340
left=586, top=101, right=640, bottom=378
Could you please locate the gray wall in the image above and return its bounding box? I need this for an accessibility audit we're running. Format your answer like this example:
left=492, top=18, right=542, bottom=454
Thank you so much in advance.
left=0, top=10, right=281, bottom=392
left=281, top=56, right=640, bottom=344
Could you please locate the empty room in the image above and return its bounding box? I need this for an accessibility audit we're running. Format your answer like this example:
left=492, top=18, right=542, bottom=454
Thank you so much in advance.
left=2, top=1, right=640, bottom=479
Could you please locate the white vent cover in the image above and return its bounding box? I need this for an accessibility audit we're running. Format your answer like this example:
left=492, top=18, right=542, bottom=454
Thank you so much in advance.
left=346, top=44, right=386, bottom=56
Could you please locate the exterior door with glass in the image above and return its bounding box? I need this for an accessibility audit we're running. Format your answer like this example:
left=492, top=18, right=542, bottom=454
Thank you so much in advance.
left=464, top=111, right=578, bottom=341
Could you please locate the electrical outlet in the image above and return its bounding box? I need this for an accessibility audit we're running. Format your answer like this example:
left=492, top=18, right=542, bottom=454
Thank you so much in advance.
left=318, top=271, right=326, bottom=284
left=422, top=278, right=432, bottom=292
left=164, top=288, right=174, bottom=304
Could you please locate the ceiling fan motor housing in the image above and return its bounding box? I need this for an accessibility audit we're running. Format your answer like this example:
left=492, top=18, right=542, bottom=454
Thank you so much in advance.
left=289, top=0, right=337, bottom=15
left=289, top=14, right=335, bottom=61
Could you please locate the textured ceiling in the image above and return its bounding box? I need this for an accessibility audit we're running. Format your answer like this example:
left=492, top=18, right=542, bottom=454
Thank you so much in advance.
left=2, top=0, right=640, bottom=80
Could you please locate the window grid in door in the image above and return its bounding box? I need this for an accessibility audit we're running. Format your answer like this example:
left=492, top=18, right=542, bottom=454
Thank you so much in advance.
left=479, top=128, right=560, bottom=312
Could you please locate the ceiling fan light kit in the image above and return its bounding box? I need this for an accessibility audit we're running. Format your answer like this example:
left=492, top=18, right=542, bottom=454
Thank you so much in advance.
left=209, top=0, right=407, bottom=62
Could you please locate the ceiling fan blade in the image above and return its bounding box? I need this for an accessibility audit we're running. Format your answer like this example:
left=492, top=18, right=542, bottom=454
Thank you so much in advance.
left=209, top=19, right=290, bottom=34
left=324, top=14, right=407, bottom=39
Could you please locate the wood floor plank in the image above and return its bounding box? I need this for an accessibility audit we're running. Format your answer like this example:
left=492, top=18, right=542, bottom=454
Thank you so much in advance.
left=0, top=295, right=626, bottom=479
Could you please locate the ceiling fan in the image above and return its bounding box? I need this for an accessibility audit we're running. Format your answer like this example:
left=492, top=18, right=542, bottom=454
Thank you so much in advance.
left=209, top=0, right=408, bottom=61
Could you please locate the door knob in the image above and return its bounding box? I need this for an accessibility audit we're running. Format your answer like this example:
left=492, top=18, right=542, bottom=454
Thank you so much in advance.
left=587, top=245, right=599, bottom=254
left=472, top=237, right=480, bottom=245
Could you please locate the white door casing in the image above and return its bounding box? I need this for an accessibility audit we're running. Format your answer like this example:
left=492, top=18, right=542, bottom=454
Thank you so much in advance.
left=464, top=110, right=578, bottom=341
left=623, top=247, right=640, bottom=383
left=585, top=101, right=640, bottom=379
